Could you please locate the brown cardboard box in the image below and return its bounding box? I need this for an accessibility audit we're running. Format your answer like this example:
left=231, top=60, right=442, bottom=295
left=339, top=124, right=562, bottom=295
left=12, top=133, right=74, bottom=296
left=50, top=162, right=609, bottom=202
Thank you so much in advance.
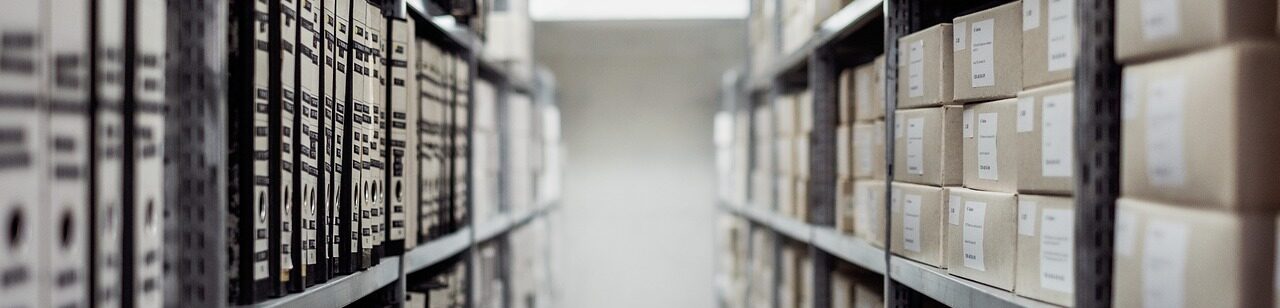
left=872, top=55, right=886, bottom=117
left=1121, top=42, right=1280, bottom=208
left=856, top=59, right=887, bottom=120
left=953, top=1, right=1023, bottom=103
left=1021, top=0, right=1076, bottom=88
left=797, top=133, right=811, bottom=178
left=1014, top=195, right=1074, bottom=306
left=854, top=274, right=884, bottom=308
left=962, top=98, right=1019, bottom=193
left=838, top=125, right=852, bottom=178
left=1115, top=0, right=1276, bottom=63
left=854, top=180, right=886, bottom=248
left=779, top=245, right=799, bottom=308
left=890, top=182, right=949, bottom=268
left=799, top=90, right=814, bottom=133
left=840, top=69, right=856, bottom=124
left=1112, top=198, right=1275, bottom=308
left=779, top=176, right=795, bottom=215
left=894, top=107, right=964, bottom=186
left=837, top=178, right=855, bottom=233
left=1015, top=82, right=1074, bottom=195
left=897, top=24, right=955, bottom=109
left=945, top=188, right=1017, bottom=291
left=832, top=271, right=854, bottom=308
left=776, top=94, right=797, bottom=136
left=853, top=121, right=885, bottom=180
left=795, top=179, right=810, bottom=221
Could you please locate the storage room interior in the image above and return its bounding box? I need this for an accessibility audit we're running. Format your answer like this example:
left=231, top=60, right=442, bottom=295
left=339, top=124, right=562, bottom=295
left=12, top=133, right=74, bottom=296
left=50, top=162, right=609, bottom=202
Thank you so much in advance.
left=1, top=0, right=1277, bottom=307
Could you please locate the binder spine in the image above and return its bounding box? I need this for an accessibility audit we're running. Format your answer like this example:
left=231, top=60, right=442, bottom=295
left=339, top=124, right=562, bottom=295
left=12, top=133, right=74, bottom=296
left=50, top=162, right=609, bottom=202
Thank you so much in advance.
left=385, top=16, right=411, bottom=255
left=268, top=0, right=299, bottom=295
left=0, top=0, right=46, bottom=306
left=366, top=2, right=386, bottom=261
left=334, top=0, right=359, bottom=275
left=91, top=1, right=127, bottom=305
left=45, top=0, right=92, bottom=307
left=122, top=0, right=167, bottom=306
left=319, top=0, right=337, bottom=281
left=350, top=0, right=371, bottom=270
left=291, top=0, right=321, bottom=290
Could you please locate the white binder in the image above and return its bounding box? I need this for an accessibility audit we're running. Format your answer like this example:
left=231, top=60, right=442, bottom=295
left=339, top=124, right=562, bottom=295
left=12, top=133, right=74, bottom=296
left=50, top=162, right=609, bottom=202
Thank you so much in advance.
left=44, top=0, right=92, bottom=306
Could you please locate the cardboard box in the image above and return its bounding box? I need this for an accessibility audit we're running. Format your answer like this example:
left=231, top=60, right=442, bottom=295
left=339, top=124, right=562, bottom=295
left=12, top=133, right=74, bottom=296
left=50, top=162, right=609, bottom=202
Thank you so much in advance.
left=779, top=176, right=795, bottom=216
left=1015, top=82, right=1074, bottom=195
left=852, top=121, right=885, bottom=180
left=894, top=107, right=963, bottom=186
left=854, top=276, right=884, bottom=308
left=945, top=188, right=1016, bottom=291
left=833, top=271, right=854, bottom=308
left=1115, top=0, right=1276, bottom=63
left=840, top=69, right=855, bottom=124
left=1021, top=0, right=1076, bottom=88
left=795, top=179, right=810, bottom=221
left=855, top=59, right=886, bottom=121
left=854, top=180, right=886, bottom=248
left=890, top=182, right=949, bottom=268
left=1014, top=195, right=1074, bottom=306
left=777, top=138, right=794, bottom=176
left=776, top=95, right=797, bottom=136
left=962, top=98, right=1019, bottom=193
left=1112, top=198, right=1275, bottom=308
left=797, top=133, right=811, bottom=178
left=836, top=178, right=856, bottom=234
left=953, top=1, right=1023, bottom=103
left=838, top=125, right=852, bottom=178
left=1121, top=42, right=1280, bottom=208
left=897, top=24, right=955, bottom=108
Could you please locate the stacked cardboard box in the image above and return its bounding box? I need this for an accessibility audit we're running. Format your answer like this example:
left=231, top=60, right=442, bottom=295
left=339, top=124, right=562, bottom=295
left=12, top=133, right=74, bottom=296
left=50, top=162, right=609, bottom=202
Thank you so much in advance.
left=776, top=91, right=813, bottom=221
left=836, top=55, right=888, bottom=250
left=1111, top=1, right=1280, bottom=305
left=831, top=265, right=885, bottom=308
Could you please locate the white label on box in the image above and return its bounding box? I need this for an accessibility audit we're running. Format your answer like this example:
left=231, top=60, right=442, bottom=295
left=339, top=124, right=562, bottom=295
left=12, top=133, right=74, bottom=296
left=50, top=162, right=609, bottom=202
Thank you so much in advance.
left=1040, top=208, right=1075, bottom=293
left=1018, top=199, right=1038, bottom=236
left=1042, top=93, right=1074, bottom=177
left=1142, top=220, right=1188, bottom=308
left=1140, top=0, right=1181, bottom=41
left=903, top=194, right=923, bottom=252
left=909, top=40, right=925, bottom=98
left=963, top=201, right=988, bottom=271
left=895, top=119, right=904, bottom=139
left=1144, top=76, right=1187, bottom=187
left=948, top=195, right=961, bottom=225
left=970, top=19, right=996, bottom=88
left=954, top=21, right=968, bottom=51
left=963, top=109, right=975, bottom=138
left=1123, top=75, right=1139, bottom=120
left=1023, top=0, right=1041, bottom=30
left=1017, top=96, right=1035, bottom=133
left=906, top=117, right=925, bottom=175
left=1115, top=207, right=1138, bottom=257
left=1047, top=0, right=1075, bottom=72
left=976, top=112, right=999, bottom=180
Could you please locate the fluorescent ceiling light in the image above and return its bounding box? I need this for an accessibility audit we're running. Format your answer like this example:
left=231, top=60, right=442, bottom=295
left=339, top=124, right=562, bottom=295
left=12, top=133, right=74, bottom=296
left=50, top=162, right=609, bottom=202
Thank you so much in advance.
left=530, top=0, right=748, bottom=21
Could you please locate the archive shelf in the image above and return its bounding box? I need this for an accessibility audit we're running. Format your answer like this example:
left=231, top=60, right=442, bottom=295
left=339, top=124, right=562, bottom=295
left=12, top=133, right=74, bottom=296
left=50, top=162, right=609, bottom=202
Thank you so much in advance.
left=722, top=0, right=1120, bottom=306
left=246, top=257, right=402, bottom=308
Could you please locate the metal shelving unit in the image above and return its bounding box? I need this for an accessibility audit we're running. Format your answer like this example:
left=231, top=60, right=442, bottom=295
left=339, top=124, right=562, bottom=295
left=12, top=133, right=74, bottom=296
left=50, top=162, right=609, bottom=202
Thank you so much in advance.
left=227, top=1, right=559, bottom=306
left=720, top=0, right=1120, bottom=307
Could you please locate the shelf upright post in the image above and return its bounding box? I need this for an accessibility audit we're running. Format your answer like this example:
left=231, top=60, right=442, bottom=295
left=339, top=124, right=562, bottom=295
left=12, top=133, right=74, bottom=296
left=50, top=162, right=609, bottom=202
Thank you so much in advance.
left=1074, top=0, right=1121, bottom=307
left=464, top=41, right=479, bottom=308
left=807, top=46, right=839, bottom=308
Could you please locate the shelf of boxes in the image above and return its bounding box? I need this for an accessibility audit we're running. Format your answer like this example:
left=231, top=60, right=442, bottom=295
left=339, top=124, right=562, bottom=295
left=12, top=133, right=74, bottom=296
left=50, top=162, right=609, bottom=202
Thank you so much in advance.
left=748, top=0, right=884, bottom=91
left=888, top=257, right=1058, bottom=308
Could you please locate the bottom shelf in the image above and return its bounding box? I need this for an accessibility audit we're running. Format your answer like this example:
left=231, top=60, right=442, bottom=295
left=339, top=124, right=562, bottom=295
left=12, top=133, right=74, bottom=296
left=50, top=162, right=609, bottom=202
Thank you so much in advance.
left=888, top=256, right=1057, bottom=308
left=250, top=256, right=401, bottom=308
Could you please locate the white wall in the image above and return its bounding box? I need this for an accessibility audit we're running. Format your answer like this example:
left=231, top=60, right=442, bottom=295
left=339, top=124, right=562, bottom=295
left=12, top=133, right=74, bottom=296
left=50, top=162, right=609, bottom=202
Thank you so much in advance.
left=534, top=20, right=745, bottom=308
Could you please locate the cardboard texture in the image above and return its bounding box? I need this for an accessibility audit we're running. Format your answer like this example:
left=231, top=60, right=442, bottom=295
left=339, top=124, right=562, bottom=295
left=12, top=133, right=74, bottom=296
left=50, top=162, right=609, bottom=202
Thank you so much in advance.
left=897, top=24, right=954, bottom=108
left=1014, top=195, right=1075, bottom=306
left=962, top=98, right=1019, bottom=193
left=1021, top=0, right=1076, bottom=88
left=854, top=180, right=886, bottom=248
left=852, top=121, right=885, bottom=180
left=1112, top=198, right=1275, bottom=308
left=855, top=60, right=886, bottom=121
left=1015, top=82, right=1074, bottom=195
left=890, top=182, right=949, bottom=268
left=945, top=188, right=1016, bottom=291
left=1115, top=0, right=1277, bottom=63
left=953, top=1, right=1023, bottom=103
left=894, top=106, right=963, bottom=186
left=1121, top=42, right=1280, bottom=208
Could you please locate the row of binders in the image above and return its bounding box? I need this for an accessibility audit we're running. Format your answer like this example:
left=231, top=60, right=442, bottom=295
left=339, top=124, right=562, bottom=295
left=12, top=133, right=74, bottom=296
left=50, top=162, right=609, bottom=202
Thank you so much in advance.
left=0, top=0, right=472, bottom=306
left=226, top=0, right=471, bottom=304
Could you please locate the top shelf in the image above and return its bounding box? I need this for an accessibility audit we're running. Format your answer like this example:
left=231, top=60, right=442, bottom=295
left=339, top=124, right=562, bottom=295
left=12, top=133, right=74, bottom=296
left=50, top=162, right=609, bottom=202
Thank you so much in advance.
left=404, top=0, right=538, bottom=93
left=748, top=0, right=884, bottom=91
